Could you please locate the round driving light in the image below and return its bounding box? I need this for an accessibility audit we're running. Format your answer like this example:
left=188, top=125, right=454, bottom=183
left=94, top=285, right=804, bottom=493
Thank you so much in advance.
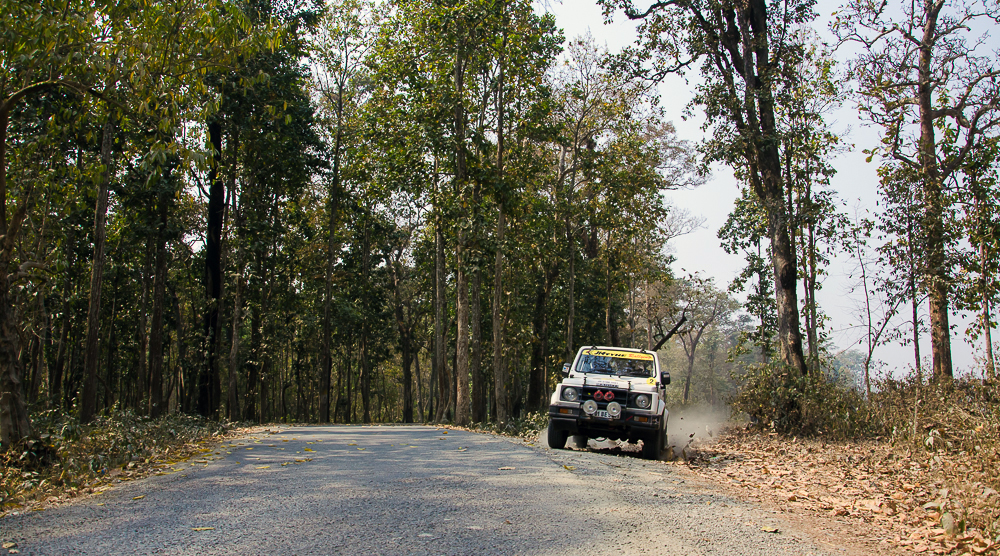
left=561, top=387, right=579, bottom=402
left=604, top=390, right=615, bottom=402
left=635, top=394, right=651, bottom=409
left=593, top=390, right=604, bottom=401
left=583, top=400, right=598, bottom=414
left=607, top=401, right=622, bottom=417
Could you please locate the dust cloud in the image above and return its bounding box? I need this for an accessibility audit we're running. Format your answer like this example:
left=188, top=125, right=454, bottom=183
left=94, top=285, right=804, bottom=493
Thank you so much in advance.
left=665, top=405, right=731, bottom=459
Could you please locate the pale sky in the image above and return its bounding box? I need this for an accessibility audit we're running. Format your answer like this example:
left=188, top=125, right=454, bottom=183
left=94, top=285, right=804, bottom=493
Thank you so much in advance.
left=540, top=0, right=988, bottom=374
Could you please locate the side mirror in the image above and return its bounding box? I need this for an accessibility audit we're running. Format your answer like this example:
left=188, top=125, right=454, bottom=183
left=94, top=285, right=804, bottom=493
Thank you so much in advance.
left=562, top=363, right=571, bottom=377
left=660, top=371, right=671, bottom=385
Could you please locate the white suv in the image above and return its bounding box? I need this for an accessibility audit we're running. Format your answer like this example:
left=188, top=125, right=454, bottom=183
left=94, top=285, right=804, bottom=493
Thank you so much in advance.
left=547, top=346, right=670, bottom=459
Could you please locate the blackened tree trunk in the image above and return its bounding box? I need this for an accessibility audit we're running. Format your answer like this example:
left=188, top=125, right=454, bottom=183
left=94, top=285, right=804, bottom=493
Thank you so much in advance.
left=433, top=215, right=449, bottom=423
left=200, top=119, right=225, bottom=416
left=224, top=129, right=240, bottom=421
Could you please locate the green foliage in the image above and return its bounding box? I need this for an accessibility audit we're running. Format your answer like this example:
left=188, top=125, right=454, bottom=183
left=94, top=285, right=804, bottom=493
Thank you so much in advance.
left=731, top=363, right=875, bottom=439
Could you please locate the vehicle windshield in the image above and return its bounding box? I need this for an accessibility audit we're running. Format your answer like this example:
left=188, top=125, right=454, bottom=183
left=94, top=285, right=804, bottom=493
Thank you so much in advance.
left=576, top=349, right=654, bottom=377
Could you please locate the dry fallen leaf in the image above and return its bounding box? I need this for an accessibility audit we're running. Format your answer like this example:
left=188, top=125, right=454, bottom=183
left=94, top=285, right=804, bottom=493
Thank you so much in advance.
left=191, top=527, right=215, bottom=532
left=498, top=466, right=515, bottom=471
left=132, top=496, right=145, bottom=501
left=255, top=465, right=270, bottom=469
left=2, top=542, right=17, bottom=549
left=761, top=526, right=779, bottom=533
left=563, top=465, right=576, bottom=471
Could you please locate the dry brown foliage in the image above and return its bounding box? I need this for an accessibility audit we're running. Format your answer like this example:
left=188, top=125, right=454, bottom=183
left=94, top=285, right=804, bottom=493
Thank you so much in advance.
left=684, top=421, right=999, bottom=555
left=0, top=412, right=261, bottom=516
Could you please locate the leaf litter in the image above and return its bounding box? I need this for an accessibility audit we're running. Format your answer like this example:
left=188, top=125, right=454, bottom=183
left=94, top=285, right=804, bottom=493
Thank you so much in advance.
left=682, top=430, right=999, bottom=555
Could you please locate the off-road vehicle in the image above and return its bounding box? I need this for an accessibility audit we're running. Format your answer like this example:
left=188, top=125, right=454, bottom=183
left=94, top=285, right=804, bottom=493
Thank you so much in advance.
left=547, top=345, right=670, bottom=459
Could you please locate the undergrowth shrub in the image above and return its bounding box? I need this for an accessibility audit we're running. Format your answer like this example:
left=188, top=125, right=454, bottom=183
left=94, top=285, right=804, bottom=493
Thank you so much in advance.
left=731, top=364, right=1000, bottom=534
left=472, top=411, right=548, bottom=439
left=1, top=409, right=233, bottom=510
left=870, top=375, right=1000, bottom=451
left=731, top=363, right=880, bottom=439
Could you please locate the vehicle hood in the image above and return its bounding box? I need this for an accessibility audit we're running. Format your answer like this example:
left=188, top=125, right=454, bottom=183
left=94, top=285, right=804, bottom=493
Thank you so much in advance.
left=560, top=374, right=657, bottom=392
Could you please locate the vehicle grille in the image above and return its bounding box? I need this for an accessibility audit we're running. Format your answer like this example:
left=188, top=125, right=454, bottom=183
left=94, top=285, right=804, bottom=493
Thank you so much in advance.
left=581, top=387, right=628, bottom=408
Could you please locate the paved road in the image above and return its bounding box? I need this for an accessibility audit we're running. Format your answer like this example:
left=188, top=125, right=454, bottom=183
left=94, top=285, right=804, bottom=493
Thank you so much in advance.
left=1, top=425, right=847, bottom=555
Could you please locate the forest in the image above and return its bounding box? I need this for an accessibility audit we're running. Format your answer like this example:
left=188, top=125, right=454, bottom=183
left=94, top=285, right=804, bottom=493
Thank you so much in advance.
left=1, top=0, right=998, bottom=449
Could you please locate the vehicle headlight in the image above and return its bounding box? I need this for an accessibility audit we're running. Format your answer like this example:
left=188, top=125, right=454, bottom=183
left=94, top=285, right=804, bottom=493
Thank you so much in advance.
left=561, top=386, right=579, bottom=402
left=582, top=399, right=598, bottom=414
left=607, top=401, right=622, bottom=417
left=635, top=394, right=651, bottom=409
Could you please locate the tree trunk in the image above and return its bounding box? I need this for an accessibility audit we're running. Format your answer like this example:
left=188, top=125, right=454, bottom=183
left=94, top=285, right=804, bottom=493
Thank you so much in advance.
left=137, top=241, right=151, bottom=410
left=470, top=268, right=483, bottom=423
left=245, top=304, right=261, bottom=422
left=762, top=174, right=807, bottom=375
left=527, top=266, right=557, bottom=411
left=452, top=45, right=471, bottom=427
left=200, top=119, right=225, bottom=416
left=565, top=216, right=576, bottom=361
left=0, top=277, right=30, bottom=446
left=321, top=80, right=346, bottom=424
left=492, top=206, right=509, bottom=424
left=415, top=345, right=424, bottom=422
left=401, top=330, right=414, bottom=423
left=148, top=165, right=173, bottom=418
left=683, top=352, right=695, bottom=404
left=390, top=254, right=414, bottom=423
left=983, top=239, right=995, bottom=381
left=605, top=238, right=619, bottom=347
left=79, top=114, right=116, bottom=423
left=915, top=2, right=952, bottom=380
left=455, top=243, right=470, bottom=425
left=361, top=222, right=371, bottom=423
left=434, top=196, right=449, bottom=422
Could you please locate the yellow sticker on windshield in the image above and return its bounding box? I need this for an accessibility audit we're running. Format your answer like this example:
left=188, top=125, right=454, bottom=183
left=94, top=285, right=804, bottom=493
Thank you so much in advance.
left=582, top=349, right=654, bottom=361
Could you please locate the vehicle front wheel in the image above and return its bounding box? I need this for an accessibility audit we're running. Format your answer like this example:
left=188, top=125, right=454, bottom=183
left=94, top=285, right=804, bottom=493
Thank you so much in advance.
left=547, top=425, right=568, bottom=450
left=642, top=422, right=665, bottom=460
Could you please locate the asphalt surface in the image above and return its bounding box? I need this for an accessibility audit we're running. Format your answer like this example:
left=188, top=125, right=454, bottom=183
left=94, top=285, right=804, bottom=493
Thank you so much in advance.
left=1, top=425, right=849, bottom=555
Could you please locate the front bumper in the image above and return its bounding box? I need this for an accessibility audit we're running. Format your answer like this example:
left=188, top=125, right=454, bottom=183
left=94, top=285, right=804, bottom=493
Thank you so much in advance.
left=548, top=404, right=660, bottom=440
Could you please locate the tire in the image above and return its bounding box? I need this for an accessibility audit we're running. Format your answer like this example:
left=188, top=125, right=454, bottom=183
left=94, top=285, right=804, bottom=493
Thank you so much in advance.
left=547, top=425, right=568, bottom=450
left=642, top=420, right=665, bottom=460
left=571, top=435, right=588, bottom=450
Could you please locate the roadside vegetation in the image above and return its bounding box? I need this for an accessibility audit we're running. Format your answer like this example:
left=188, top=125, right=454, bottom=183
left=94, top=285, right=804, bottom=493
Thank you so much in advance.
left=1, top=412, right=236, bottom=513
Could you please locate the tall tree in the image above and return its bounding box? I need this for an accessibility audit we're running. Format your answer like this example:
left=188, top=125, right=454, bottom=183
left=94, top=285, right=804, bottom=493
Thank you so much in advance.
left=600, top=0, right=817, bottom=375
left=313, top=0, right=376, bottom=423
left=834, top=0, right=1000, bottom=379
